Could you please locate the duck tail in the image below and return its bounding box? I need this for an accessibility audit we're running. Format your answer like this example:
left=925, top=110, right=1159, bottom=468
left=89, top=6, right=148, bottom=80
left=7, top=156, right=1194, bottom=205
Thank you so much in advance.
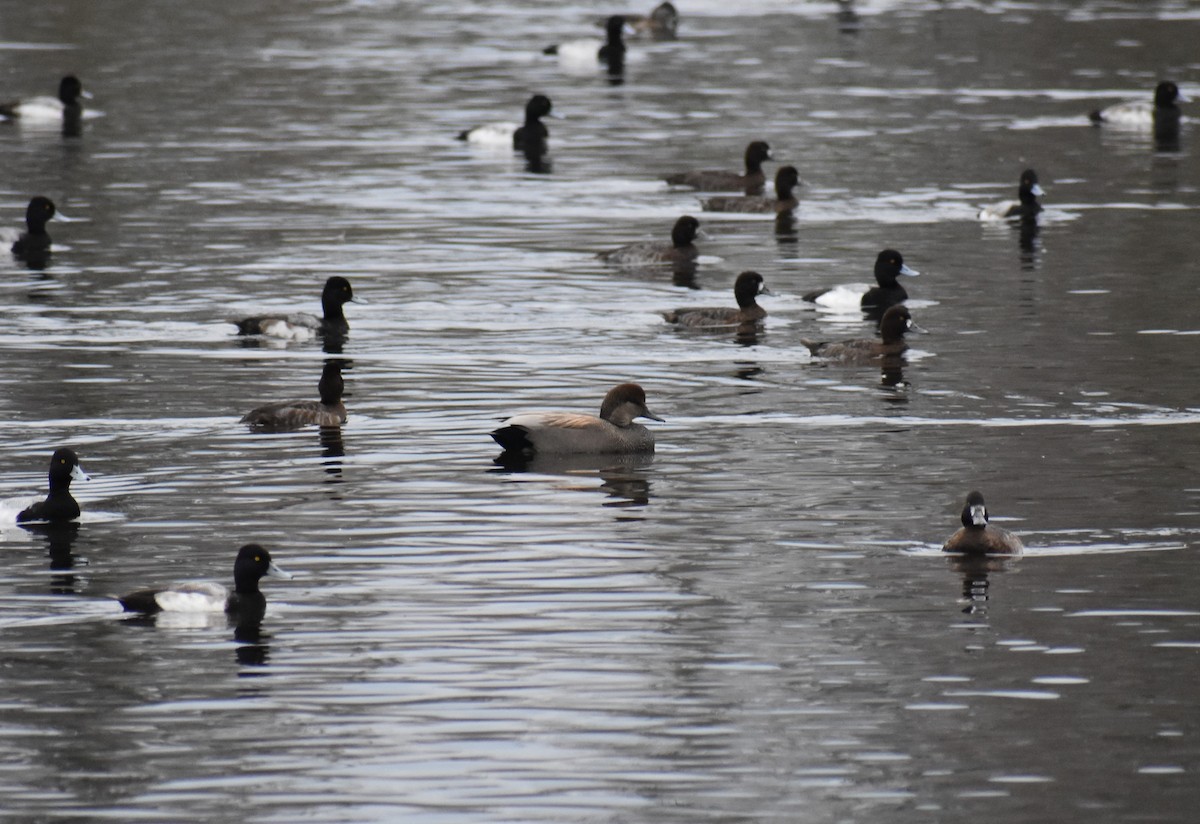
left=491, top=424, right=534, bottom=455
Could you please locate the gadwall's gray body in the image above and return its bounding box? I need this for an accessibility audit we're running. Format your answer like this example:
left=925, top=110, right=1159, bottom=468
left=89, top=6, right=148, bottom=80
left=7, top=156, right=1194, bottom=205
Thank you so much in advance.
left=491, top=383, right=663, bottom=457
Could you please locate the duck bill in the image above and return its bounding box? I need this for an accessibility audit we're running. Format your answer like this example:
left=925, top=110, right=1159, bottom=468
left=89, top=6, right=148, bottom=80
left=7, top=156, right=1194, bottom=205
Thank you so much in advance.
left=1031, top=183, right=1046, bottom=196
left=899, top=264, right=919, bottom=277
left=906, top=320, right=928, bottom=334
left=969, top=504, right=987, bottom=526
left=266, top=561, right=294, bottom=580
left=641, top=408, right=665, bottom=423
left=351, top=295, right=368, bottom=304
left=71, top=464, right=90, bottom=482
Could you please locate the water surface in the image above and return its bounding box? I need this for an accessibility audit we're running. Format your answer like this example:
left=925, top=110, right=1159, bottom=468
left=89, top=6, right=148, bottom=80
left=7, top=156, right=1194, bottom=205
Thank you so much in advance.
left=1, top=1, right=1199, bottom=821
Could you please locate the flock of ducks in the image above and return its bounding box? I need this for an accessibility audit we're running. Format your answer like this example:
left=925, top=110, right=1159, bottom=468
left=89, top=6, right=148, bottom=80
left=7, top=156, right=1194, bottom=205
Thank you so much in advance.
left=4, top=5, right=1192, bottom=615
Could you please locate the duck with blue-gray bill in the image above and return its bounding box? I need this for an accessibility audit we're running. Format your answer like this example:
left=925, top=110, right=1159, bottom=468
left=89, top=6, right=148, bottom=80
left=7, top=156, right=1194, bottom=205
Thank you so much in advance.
left=664, top=141, right=773, bottom=195
left=7, top=197, right=60, bottom=259
left=457, top=94, right=555, bottom=152
left=978, top=169, right=1044, bottom=221
left=598, top=215, right=700, bottom=266
left=16, top=448, right=89, bottom=524
left=802, top=249, right=919, bottom=317
left=545, top=15, right=629, bottom=66
left=231, top=276, right=360, bottom=341
left=662, top=271, right=770, bottom=327
left=1089, top=80, right=1187, bottom=132
left=242, top=361, right=347, bottom=431
left=802, top=305, right=922, bottom=363
left=943, top=491, right=1024, bottom=555
left=0, top=75, right=90, bottom=122
left=701, top=166, right=801, bottom=214
left=118, top=543, right=293, bottom=615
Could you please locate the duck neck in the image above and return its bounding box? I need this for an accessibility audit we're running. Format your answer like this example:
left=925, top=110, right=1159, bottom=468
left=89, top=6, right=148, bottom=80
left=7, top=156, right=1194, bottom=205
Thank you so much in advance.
left=321, top=295, right=347, bottom=323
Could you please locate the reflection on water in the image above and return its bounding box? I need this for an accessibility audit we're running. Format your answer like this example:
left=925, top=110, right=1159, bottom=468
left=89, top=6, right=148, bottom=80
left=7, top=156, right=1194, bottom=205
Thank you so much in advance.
left=0, top=0, right=1198, bottom=821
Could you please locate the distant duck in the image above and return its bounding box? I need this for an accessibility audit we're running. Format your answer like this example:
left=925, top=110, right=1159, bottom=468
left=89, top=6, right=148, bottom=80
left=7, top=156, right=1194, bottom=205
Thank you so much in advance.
left=801, top=305, right=922, bottom=363
left=0, top=75, right=90, bottom=122
left=802, top=249, right=919, bottom=315
left=241, top=361, right=347, bottom=431
left=118, top=543, right=293, bottom=616
left=701, top=166, right=801, bottom=214
left=978, top=169, right=1045, bottom=221
left=597, top=215, right=700, bottom=266
left=231, top=276, right=360, bottom=341
left=1089, top=80, right=1187, bottom=131
left=457, top=94, right=556, bottom=151
left=16, top=448, right=89, bottom=524
left=5, top=197, right=59, bottom=260
left=623, top=2, right=678, bottom=38
left=546, top=15, right=628, bottom=67
left=664, top=141, right=773, bottom=194
left=662, top=271, right=770, bottom=328
left=942, top=491, right=1025, bottom=555
left=491, top=382, right=663, bottom=457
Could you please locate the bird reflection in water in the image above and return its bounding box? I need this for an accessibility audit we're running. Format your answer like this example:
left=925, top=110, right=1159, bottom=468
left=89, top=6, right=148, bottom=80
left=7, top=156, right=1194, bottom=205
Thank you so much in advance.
left=491, top=453, right=653, bottom=507
left=523, top=140, right=553, bottom=174
left=775, top=210, right=799, bottom=248
left=605, top=51, right=625, bottom=87
left=319, top=424, right=345, bottom=483
left=1018, top=216, right=1041, bottom=272
left=734, top=361, right=764, bottom=381
left=879, top=355, right=910, bottom=400
left=234, top=620, right=273, bottom=673
left=20, top=521, right=83, bottom=593
left=835, top=0, right=862, bottom=35
left=947, top=553, right=1021, bottom=618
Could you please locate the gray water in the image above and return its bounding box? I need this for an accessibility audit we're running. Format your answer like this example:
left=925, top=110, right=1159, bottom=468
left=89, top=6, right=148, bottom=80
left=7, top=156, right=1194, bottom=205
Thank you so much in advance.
left=2, top=0, right=1199, bottom=821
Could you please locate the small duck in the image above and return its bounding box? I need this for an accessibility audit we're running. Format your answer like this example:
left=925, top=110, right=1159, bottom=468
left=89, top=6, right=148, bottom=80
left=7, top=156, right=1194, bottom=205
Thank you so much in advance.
left=16, top=448, right=89, bottom=524
left=978, top=169, right=1045, bottom=221
left=942, top=491, right=1025, bottom=555
left=0, top=75, right=90, bottom=122
left=597, top=215, right=700, bottom=266
left=241, top=361, right=347, bottom=431
left=6, top=197, right=59, bottom=260
left=1089, top=80, right=1188, bottom=130
left=662, top=271, right=770, bottom=328
left=624, top=2, right=678, bottom=38
left=545, top=15, right=628, bottom=67
left=802, top=249, right=919, bottom=316
left=701, top=166, right=801, bottom=214
left=664, top=141, right=773, bottom=194
left=118, top=543, right=293, bottom=615
left=231, top=276, right=360, bottom=341
left=457, top=94, right=556, bottom=151
left=491, top=382, right=663, bottom=457
left=802, top=304, right=922, bottom=363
